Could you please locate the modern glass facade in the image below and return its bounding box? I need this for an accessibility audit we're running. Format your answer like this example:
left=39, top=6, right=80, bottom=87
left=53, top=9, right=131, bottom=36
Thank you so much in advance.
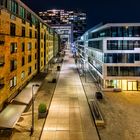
left=89, top=26, right=140, bottom=39
left=104, top=53, right=140, bottom=63
left=78, top=23, right=140, bottom=91
left=107, top=40, right=140, bottom=50
left=107, top=66, right=140, bottom=76
left=88, top=40, right=103, bottom=50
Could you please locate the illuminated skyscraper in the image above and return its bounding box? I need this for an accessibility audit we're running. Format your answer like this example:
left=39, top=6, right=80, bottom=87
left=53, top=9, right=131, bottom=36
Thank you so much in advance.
left=39, top=9, right=86, bottom=41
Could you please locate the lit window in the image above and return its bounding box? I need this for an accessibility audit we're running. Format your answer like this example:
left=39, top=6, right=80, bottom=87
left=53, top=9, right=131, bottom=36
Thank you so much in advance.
left=21, top=71, right=25, bottom=80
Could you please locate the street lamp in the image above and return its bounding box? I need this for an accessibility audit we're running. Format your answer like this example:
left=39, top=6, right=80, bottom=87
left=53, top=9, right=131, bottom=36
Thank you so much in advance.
left=30, top=84, right=40, bottom=135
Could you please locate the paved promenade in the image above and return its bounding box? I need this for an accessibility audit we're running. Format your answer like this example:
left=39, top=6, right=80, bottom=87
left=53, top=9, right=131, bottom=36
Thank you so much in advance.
left=41, top=50, right=99, bottom=140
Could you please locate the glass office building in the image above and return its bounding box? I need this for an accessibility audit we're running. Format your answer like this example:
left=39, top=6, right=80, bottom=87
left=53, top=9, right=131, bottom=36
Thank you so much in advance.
left=77, top=23, right=140, bottom=91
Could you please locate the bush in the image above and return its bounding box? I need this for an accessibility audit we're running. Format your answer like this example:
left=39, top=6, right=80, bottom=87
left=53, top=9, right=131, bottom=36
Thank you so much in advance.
left=38, top=103, right=46, bottom=113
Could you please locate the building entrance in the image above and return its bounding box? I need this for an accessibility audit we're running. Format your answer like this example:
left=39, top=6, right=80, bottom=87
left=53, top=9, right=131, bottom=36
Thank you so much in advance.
left=105, top=80, right=138, bottom=91
left=128, top=81, right=137, bottom=91
left=122, top=80, right=137, bottom=91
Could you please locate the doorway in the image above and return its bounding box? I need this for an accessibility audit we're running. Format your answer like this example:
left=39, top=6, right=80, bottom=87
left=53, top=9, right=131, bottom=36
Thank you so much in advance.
left=128, top=81, right=137, bottom=91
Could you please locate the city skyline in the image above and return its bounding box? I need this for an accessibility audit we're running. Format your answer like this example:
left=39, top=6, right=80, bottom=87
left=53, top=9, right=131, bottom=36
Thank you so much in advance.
left=22, top=0, right=140, bottom=30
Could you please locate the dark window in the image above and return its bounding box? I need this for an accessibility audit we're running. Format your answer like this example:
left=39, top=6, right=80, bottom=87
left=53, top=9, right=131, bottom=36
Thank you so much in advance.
left=120, top=67, right=129, bottom=76
left=10, top=23, right=16, bottom=36
left=29, top=29, right=32, bottom=38
left=22, top=57, right=25, bottom=66
left=10, top=60, right=17, bottom=71
left=35, top=64, right=37, bottom=70
left=41, top=42, right=43, bottom=48
left=133, top=27, right=140, bottom=37
left=128, top=41, right=133, bottom=50
left=10, top=0, right=18, bottom=14
left=41, top=61, right=43, bottom=66
left=27, top=12, right=31, bottom=21
left=0, top=0, right=3, bottom=5
left=123, top=27, right=129, bottom=37
left=41, top=33, right=43, bottom=39
left=107, top=41, right=111, bottom=50
left=19, top=6, right=25, bottom=19
left=88, top=41, right=102, bottom=50
left=112, top=40, right=118, bottom=50
left=118, top=27, right=123, bottom=37
left=123, top=40, right=127, bottom=50
left=112, top=54, right=117, bottom=63
left=118, top=40, right=123, bottom=50
left=135, top=54, right=140, bottom=61
left=35, top=53, right=37, bottom=59
left=10, top=43, right=17, bottom=53
left=35, top=43, right=37, bottom=49
left=134, top=40, right=140, bottom=48
left=107, top=67, right=118, bottom=76
left=21, top=43, right=25, bottom=52
left=111, top=27, right=118, bottom=37
left=128, top=27, right=133, bottom=37
left=107, top=66, right=140, bottom=76
left=28, top=66, right=32, bottom=75
left=128, top=54, right=134, bottom=63
left=0, top=41, right=4, bottom=45
left=35, top=31, right=37, bottom=38
left=41, top=52, right=43, bottom=57
left=135, top=67, right=140, bottom=76
left=90, top=26, right=140, bottom=38
left=0, top=78, right=4, bottom=89
left=28, top=55, right=32, bottom=63
left=129, top=67, right=134, bottom=76
left=22, top=27, right=25, bottom=37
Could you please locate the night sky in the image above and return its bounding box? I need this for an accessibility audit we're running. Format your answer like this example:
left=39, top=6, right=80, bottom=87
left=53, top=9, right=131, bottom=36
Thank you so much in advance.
left=22, top=0, right=140, bottom=30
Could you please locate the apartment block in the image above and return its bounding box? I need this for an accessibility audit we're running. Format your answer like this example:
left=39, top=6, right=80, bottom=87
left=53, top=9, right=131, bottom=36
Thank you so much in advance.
left=0, top=0, right=60, bottom=110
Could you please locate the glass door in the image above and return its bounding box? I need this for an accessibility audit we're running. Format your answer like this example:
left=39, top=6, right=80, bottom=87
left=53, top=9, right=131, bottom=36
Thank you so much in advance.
left=122, top=80, right=127, bottom=90
left=132, top=81, right=137, bottom=91
left=128, top=81, right=133, bottom=91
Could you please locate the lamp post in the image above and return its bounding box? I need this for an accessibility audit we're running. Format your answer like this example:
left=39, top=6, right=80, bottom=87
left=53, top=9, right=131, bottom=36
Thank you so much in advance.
left=30, top=84, right=40, bottom=135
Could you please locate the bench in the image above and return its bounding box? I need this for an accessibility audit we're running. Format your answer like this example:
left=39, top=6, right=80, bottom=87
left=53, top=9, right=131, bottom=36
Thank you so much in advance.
left=89, top=100, right=105, bottom=126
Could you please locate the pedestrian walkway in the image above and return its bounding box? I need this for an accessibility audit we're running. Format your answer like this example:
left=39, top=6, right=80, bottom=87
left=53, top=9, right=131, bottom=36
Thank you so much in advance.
left=41, top=50, right=99, bottom=140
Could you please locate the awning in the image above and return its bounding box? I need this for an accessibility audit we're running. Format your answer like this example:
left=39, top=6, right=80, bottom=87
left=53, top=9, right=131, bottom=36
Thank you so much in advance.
left=0, top=104, right=26, bottom=129
left=13, top=86, right=39, bottom=105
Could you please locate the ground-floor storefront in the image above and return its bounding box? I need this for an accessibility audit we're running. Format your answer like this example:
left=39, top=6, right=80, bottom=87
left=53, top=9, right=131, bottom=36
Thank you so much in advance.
left=105, top=79, right=140, bottom=91
left=88, top=64, right=140, bottom=91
